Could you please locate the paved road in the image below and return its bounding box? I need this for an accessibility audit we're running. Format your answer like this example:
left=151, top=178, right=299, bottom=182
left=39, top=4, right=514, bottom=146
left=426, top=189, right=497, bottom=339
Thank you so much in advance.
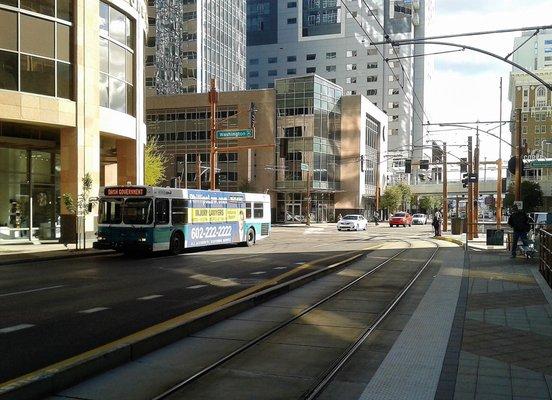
left=1, top=224, right=435, bottom=383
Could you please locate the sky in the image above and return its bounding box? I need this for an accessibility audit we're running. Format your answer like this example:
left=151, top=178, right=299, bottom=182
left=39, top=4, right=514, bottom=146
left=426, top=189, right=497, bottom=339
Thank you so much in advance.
left=425, top=0, right=552, bottom=171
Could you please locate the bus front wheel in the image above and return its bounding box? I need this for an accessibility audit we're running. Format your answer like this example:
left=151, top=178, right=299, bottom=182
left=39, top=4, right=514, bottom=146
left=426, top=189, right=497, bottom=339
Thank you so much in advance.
left=246, top=228, right=256, bottom=247
left=169, top=232, right=184, bottom=255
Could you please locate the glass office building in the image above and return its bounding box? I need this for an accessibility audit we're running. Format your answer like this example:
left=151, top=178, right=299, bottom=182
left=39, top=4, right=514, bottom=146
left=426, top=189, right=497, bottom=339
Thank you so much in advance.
left=275, top=75, right=342, bottom=223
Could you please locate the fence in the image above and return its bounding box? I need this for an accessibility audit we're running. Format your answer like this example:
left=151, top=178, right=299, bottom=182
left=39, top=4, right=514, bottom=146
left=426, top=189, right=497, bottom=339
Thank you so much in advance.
left=539, top=229, right=552, bottom=288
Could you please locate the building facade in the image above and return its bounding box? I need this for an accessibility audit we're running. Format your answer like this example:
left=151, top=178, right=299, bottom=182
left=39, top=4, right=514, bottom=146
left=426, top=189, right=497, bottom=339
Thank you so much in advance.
left=246, top=0, right=431, bottom=183
left=0, top=0, right=147, bottom=243
left=509, top=69, right=552, bottom=208
left=513, top=29, right=552, bottom=72
left=145, top=0, right=246, bottom=95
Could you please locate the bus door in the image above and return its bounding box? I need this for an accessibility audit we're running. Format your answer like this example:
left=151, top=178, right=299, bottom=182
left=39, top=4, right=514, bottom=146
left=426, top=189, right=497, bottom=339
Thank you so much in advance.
left=154, top=198, right=171, bottom=250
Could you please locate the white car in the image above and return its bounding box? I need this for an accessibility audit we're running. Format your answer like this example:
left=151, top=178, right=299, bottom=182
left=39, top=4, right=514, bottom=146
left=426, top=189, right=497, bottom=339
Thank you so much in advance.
left=337, top=215, right=368, bottom=231
left=412, top=213, right=428, bottom=225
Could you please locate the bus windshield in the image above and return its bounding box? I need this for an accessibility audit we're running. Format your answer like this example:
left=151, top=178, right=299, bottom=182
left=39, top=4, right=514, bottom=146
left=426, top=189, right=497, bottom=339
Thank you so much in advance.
left=123, top=198, right=153, bottom=225
left=98, top=198, right=122, bottom=224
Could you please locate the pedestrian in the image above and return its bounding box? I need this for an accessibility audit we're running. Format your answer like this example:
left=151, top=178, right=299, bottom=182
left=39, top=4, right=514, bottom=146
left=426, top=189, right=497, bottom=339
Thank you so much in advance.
left=373, top=211, right=380, bottom=226
left=337, top=213, right=342, bottom=221
left=507, top=204, right=531, bottom=259
left=432, top=214, right=440, bottom=237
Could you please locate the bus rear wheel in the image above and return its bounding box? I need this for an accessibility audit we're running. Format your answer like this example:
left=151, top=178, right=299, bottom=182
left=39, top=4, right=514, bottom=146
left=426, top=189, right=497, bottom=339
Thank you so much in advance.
left=169, top=232, right=184, bottom=255
left=246, top=228, right=256, bottom=247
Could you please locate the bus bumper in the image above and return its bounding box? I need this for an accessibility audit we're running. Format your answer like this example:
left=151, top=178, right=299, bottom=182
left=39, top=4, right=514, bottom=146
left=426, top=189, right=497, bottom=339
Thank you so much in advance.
left=93, top=240, right=152, bottom=253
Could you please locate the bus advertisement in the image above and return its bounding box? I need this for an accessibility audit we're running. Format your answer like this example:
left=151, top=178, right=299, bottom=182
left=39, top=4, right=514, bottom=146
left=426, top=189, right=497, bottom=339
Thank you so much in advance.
left=94, top=186, right=271, bottom=255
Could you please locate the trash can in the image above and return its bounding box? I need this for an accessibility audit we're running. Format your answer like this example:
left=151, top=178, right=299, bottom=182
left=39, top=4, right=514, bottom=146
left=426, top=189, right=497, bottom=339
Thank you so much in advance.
left=451, top=217, right=463, bottom=235
left=486, top=229, right=504, bottom=246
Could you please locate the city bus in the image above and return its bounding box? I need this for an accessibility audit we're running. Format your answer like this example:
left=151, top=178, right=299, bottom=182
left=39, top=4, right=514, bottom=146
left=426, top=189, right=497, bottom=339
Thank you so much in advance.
left=93, top=186, right=271, bottom=255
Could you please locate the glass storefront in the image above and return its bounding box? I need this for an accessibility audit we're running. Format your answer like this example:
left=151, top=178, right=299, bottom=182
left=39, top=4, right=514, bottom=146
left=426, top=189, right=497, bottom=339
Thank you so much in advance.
left=0, top=148, right=60, bottom=241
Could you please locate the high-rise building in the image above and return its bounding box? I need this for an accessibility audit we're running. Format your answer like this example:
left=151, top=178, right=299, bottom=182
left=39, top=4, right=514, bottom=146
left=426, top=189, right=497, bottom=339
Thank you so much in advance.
left=145, top=0, right=247, bottom=95
left=512, top=29, right=552, bottom=72
left=246, top=0, right=433, bottom=183
left=0, top=0, right=147, bottom=244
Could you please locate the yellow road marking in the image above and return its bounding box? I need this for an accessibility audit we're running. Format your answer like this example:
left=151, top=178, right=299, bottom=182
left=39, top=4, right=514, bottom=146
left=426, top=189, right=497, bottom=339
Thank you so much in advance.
left=0, top=243, right=381, bottom=393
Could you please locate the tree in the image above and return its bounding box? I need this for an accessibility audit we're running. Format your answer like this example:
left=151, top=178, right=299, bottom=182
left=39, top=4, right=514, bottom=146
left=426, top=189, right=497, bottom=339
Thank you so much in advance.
left=381, top=186, right=402, bottom=213
left=396, top=182, right=412, bottom=211
left=144, top=137, right=168, bottom=186
left=418, top=195, right=443, bottom=213
left=504, top=181, right=543, bottom=212
left=62, top=172, right=97, bottom=250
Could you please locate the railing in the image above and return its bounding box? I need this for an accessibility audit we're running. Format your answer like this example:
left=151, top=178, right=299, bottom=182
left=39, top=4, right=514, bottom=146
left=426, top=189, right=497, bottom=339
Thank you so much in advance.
left=539, top=229, right=552, bottom=288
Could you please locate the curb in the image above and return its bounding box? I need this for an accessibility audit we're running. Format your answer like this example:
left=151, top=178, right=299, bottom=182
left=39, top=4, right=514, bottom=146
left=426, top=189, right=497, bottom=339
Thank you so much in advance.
left=434, top=236, right=465, bottom=247
left=0, top=250, right=116, bottom=266
left=0, top=245, right=380, bottom=400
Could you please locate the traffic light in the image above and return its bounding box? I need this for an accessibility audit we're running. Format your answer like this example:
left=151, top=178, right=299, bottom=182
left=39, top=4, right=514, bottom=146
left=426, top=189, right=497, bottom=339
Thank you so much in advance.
left=279, top=137, right=288, bottom=158
left=405, top=159, right=412, bottom=173
left=460, top=158, right=467, bottom=173
left=419, top=159, right=429, bottom=170
left=507, top=156, right=524, bottom=175
left=462, top=173, right=469, bottom=188
left=249, top=102, right=257, bottom=129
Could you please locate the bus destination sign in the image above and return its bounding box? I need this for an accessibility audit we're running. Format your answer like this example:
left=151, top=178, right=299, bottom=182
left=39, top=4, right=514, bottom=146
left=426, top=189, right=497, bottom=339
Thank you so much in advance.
left=104, top=187, right=147, bottom=196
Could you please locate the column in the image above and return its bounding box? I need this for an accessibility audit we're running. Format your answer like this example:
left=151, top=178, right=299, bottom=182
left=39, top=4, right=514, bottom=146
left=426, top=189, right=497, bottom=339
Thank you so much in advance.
left=116, top=139, right=137, bottom=185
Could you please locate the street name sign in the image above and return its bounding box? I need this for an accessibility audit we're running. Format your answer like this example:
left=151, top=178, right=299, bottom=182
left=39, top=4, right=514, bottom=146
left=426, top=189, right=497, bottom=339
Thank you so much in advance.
left=528, top=159, right=552, bottom=168
left=216, top=129, right=254, bottom=139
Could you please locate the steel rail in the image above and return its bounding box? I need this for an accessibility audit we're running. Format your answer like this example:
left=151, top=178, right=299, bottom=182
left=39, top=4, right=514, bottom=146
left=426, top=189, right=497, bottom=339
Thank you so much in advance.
left=302, top=240, right=440, bottom=400
left=151, top=240, right=413, bottom=400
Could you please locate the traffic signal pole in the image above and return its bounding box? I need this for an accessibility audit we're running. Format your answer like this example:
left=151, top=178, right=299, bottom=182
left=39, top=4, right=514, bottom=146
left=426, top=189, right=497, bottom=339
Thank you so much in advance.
left=467, top=136, right=474, bottom=241
left=442, top=142, right=448, bottom=232
left=497, top=78, right=503, bottom=229
left=209, top=79, right=218, bottom=190
left=515, top=108, right=522, bottom=202
left=474, top=129, right=480, bottom=238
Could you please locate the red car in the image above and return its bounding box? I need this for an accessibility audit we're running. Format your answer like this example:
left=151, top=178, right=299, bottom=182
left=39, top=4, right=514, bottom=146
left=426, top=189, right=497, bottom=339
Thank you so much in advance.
left=389, top=212, right=413, bottom=227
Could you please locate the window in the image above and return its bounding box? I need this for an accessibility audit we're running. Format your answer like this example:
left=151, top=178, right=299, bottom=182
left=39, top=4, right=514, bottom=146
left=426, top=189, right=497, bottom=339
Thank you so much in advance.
left=284, top=126, right=303, bottom=137
left=306, top=53, right=316, bottom=60
left=21, top=14, right=54, bottom=58
left=21, top=0, right=55, bottom=17
left=287, top=18, right=296, bottom=24
left=171, top=199, right=187, bottom=225
left=388, top=102, right=399, bottom=109
left=326, top=52, right=336, bottom=59
left=326, top=65, right=336, bottom=72
left=367, top=75, right=377, bottom=82
left=245, top=202, right=252, bottom=219
left=287, top=55, right=296, bottom=62
left=287, top=68, right=296, bottom=75
left=542, top=125, right=547, bottom=134
left=367, top=62, right=378, bottom=69
left=367, top=49, right=378, bottom=56
left=536, top=126, right=541, bottom=134
left=346, top=77, right=357, bottom=84
left=346, top=50, right=357, bottom=57
left=367, top=89, right=377, bottom=96
left=0, top=50, right=18, bottom=90
left=249, top=83, right=259, bottom=89
left=254, top=203, right=264, bottom=218
left=0, top=9, right=17, bottom=51
left=146, top=55, right=155, bottom=66
left=267, top=82, right=274, bottom=88
left=388, top=88, right=400, bottom=95
left=145, top=77, right=155, bottom=87
left=249, top=58, right=259, bottom=65
left=522, top=126, right=527, bottom=134
left=268, top=57, right=277, bottom=63
left=306, top=67, right=316, bottom=73
left=249, top=71, right=259, bottom=77
left=346, top=64, right=357, bottom=71
left=268, top=69, right=277, bottom=76
left=287, top=1, right=297, bottom=7
left=388, top=75, right=394, bottom=82
left=147, top=36, right=155, bottom=47
left=20, top=55, right=55, bottom=96
left=155, top=198, right=170, bottom=224
left=346, top=90, right=357, bottom=95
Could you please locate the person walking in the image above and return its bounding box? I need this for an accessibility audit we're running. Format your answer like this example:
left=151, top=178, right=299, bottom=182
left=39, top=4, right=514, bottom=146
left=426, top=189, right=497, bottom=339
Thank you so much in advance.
left=373, top=211, right=380, bottom=226
left=508, top=204, right=531, bottom=258
left=432, top=209, right=442, bottom=237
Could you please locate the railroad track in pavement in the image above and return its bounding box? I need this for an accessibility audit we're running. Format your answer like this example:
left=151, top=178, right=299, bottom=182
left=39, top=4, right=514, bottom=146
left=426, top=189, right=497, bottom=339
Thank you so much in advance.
left=151, top=238, right=440, bottom=400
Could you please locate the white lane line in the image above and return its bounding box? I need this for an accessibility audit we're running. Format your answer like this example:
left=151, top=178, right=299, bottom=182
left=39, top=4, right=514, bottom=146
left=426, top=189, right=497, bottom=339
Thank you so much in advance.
left=294, top=262, right=305, bottom=265
left=250, top=271, right=266, bottom=275
left=273, top=267, right=287, bottom=270
left=78, top=307, right=109, bottom=314
left=0, top=285, right=65, bottom=298
left=186, top=284, right=208, bottom=289
left=0, top=324, right=34, bottom=334
left=138, top=294, right=164, bottom=300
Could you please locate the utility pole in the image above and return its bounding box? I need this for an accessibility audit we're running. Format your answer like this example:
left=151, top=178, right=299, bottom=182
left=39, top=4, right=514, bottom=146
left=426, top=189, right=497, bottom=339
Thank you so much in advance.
left=497, top=77, right=503, bottom=229
left=442, top=142, right=448, bottom=232
left=467, top=136, right=474, bottom=241
left=306, top=170, right=311, bottom=226
left=515, top=108, right=522, bottom=201
left=474, top=129, right=480, bottom=238
left=208, top=78, right=218, bottom=191
left=196, top=157, right=201, bottom=190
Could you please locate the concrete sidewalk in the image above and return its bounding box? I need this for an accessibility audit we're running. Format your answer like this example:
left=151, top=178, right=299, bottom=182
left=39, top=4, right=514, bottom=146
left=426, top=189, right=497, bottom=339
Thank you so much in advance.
left=0, top=243, right=113, bottom=265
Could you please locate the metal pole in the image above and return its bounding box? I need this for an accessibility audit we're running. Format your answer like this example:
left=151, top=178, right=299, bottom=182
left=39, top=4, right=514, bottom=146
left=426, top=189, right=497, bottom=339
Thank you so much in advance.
left=208, top=79, right=218, bottom=191
left=497, top=78, right=503, bottom=229
left=196, top=157, right=201, bottom=190
left=184, top=156, right=188, bottom=189
left=474, top=129, right=480, bottom=238
left=306, top=170, right=311, bottom=226
left=467, top=136, right=474, bottom=241
left=442, top=142, right=448, bottom=232
left=515, top=108, right=522, bottom=201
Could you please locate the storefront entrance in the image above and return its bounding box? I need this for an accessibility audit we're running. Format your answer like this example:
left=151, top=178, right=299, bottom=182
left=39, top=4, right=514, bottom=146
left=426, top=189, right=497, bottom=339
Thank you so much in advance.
left=0, top=148, right=60, bottom=242
left=277, top=192, right=335, bottom=223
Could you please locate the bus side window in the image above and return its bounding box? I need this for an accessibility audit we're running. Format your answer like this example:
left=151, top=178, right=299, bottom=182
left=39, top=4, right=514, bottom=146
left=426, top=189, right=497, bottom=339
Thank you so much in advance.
left=155, top=198, right=170, bottom=225
left=254, top=202, right=263, bottom=219
left=172, top=199, right=187, bottom=225
left=246, top=202, right=252, bottom=219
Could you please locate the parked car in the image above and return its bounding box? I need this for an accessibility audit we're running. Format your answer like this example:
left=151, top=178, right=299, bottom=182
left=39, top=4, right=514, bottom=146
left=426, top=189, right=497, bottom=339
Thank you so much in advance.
left=337, top=214, right=368, bottom=231
left=389, top=212, right=413, bottom=227
left=412, top=213, right=427, bottom=225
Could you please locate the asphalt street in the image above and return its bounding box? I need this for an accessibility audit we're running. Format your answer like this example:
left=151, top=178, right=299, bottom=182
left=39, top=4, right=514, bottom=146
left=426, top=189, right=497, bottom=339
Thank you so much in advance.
left=0, top=223, right=434, bottom=383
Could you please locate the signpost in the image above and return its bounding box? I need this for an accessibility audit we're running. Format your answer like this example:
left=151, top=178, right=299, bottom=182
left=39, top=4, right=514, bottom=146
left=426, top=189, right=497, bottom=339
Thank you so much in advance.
left=216, top=129, right=254, bottom=139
